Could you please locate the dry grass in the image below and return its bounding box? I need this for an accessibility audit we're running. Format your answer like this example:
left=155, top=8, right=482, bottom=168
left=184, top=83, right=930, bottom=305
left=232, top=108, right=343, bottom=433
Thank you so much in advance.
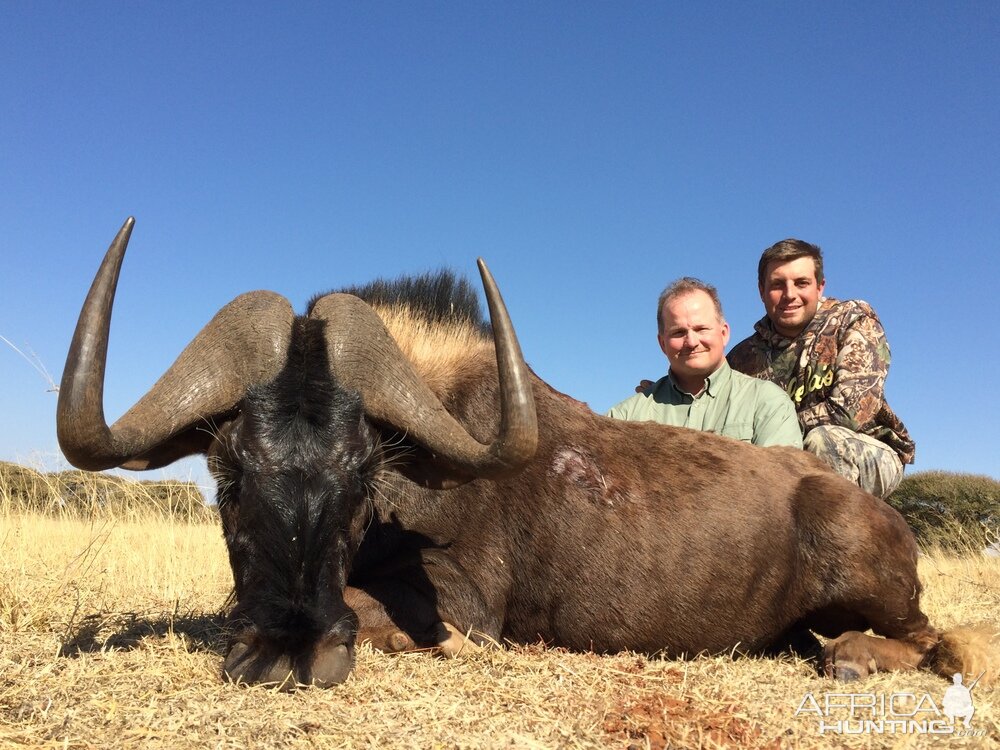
left=0, top=461, right=213, bottom=523
left=2, top=478, right=999, bottom=748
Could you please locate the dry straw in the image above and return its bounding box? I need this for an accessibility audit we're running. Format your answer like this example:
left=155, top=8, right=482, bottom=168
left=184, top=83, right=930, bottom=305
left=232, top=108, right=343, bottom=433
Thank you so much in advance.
left=1, top=463, right=998, bottom=748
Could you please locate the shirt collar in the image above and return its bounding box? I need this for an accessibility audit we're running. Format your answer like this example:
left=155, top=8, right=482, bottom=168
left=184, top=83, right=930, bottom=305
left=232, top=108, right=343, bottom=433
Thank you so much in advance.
left=667, top=360, right=731, bottom=398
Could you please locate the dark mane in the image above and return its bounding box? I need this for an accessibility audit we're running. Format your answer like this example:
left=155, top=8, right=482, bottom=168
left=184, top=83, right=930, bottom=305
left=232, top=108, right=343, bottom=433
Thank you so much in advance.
left=308, top=270, right=488, bottom=332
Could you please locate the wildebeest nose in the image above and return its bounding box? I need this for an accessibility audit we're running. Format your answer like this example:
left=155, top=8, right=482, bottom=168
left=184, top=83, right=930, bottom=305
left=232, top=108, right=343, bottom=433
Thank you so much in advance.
left=223, top=642, right=297, bottom=691
left=309, top=643, right=354, bottom=688
left=223, top=638, right=355, bottom=690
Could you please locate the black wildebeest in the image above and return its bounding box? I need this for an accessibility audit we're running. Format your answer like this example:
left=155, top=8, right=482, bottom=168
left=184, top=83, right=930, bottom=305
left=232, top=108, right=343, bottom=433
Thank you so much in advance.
left=58, top=218, right=993, bottom=689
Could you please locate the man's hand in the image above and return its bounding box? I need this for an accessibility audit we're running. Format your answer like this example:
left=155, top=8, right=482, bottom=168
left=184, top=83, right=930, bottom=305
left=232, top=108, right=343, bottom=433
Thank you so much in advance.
left=635, top=379, right=654, bottom=393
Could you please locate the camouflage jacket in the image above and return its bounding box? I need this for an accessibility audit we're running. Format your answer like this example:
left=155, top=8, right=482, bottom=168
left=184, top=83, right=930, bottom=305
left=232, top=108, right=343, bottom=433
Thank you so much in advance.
left=727, top=298, right=915, bottom=464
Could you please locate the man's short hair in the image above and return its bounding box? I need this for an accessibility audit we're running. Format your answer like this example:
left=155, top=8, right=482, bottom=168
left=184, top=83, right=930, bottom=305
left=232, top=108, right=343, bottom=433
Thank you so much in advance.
left=657, top=277, right=724, bottom=334
left=757, top=239, right=825, bottom=288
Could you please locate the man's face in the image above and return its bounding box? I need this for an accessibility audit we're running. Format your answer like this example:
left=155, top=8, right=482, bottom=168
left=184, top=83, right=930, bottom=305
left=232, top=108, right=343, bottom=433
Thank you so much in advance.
left=657, top=290, right=730, bottom=386
left=759, top=257, right=826, bottom=338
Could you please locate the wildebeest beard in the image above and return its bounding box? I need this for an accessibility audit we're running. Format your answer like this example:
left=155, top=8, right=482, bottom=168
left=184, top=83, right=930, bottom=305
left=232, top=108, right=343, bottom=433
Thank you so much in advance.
left=212, top=316, right=380, bottom=687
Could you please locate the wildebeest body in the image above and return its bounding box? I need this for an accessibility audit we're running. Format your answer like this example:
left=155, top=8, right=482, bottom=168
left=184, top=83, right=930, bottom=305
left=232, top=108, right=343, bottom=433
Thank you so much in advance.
left=349, top=358, right=901, bottom=657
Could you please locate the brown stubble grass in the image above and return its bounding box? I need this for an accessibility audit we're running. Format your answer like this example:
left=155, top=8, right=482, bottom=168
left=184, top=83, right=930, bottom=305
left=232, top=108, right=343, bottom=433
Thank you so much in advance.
left=1, top=483, right=998, bottom=749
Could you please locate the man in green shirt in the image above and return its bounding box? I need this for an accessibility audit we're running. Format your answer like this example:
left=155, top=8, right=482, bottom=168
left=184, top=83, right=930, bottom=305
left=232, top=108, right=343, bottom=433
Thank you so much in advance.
left=607, top=278, right=802, bottom=448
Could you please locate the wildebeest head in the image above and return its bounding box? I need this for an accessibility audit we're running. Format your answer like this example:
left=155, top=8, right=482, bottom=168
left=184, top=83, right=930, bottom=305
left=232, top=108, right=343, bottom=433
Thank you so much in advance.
left=209, top=318, right=378, bottom=689
left=57, top=218, right=537, bottom=689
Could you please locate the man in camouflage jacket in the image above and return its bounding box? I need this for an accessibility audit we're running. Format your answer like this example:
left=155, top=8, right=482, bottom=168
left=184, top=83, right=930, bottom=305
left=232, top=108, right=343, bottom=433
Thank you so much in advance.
left=727, top=239, right=915, bottom=498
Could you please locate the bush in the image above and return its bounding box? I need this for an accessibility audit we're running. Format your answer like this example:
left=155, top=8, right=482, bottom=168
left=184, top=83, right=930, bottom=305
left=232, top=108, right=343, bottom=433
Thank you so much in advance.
left=886, top=470, right=1000, bottom=550
left=0, top=460, right=216, bottom=522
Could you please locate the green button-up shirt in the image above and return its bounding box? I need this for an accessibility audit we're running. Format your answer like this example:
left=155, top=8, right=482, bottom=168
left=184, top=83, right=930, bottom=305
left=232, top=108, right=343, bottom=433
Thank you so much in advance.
left=606, top=361, right=803, bottom=448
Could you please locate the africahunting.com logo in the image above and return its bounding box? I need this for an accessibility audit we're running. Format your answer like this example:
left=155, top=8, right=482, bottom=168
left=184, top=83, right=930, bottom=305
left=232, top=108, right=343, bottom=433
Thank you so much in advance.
left=794, top=672, right=986, bottom=737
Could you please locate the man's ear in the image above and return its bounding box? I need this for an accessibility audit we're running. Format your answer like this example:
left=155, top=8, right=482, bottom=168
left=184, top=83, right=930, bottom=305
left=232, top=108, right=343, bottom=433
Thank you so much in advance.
left=657, top=332, right=669, bottom=357
left=721, top=320, right=731, bottom=347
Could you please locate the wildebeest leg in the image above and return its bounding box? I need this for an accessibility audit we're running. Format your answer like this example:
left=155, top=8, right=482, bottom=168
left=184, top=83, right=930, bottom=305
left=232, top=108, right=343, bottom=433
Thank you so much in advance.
left=344, top=575, right=493, bottom=658
left=345, top=549, right=501, bottom=655
left=820, top=564, right=938, bottom=680
left=819, top=560, right=939, bottom=681
left=823, top=631, right=937, bottom=681
left=793, top=474, right=939, bottom=681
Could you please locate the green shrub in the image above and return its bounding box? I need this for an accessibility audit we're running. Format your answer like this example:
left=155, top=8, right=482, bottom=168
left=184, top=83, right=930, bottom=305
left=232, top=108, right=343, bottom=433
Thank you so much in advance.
left=886, top=470, right=1000, bottom=550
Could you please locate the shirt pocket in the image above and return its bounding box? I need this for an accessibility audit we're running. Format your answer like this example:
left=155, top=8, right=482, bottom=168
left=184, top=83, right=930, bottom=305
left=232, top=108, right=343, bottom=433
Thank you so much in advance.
left=717, top=422, right=754, bottom=443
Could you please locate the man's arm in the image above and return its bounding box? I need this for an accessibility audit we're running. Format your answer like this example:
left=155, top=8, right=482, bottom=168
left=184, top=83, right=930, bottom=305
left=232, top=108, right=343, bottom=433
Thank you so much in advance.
left=752, top=383, right=803, bottom=448
left=797, top=314, right=890, bottom=433
left=606, top=403, right=627, bottom=420
left=606, top=394, right=639, bottom=420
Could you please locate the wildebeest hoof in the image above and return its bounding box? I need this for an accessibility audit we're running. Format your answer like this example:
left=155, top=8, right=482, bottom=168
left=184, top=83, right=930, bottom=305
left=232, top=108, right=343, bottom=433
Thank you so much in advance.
left=388, top=631, right=415, bottom=652
left=834, top=663, right=864, bottom=681
left=823, top=631, right=883, bottom=681
left=434, top=621, right=482, bottom=657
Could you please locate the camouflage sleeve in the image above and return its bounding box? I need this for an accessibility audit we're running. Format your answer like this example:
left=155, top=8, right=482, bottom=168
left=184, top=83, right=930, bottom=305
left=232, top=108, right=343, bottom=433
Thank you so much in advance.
left=797, top=313, right=890, bottom=433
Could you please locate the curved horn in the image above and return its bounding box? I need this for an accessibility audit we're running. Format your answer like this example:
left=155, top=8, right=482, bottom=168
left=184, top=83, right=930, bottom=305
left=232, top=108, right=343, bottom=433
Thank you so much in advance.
left=310, top=259, right=537, bottom=478
left=57, top=218, right=295, bottom=471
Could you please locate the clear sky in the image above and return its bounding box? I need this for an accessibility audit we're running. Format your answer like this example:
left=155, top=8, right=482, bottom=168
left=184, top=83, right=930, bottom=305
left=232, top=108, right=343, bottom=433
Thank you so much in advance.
left=2, top=2, right=998, bottom=495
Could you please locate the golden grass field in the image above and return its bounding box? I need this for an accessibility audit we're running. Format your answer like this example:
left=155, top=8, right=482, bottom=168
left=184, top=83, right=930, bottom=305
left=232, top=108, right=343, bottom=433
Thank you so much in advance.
left=1, top=467, right=998, bottom=749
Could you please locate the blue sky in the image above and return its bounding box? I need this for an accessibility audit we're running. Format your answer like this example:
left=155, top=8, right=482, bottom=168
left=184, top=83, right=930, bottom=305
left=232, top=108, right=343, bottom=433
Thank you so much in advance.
left=2, top=2, right=998, bottom=494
